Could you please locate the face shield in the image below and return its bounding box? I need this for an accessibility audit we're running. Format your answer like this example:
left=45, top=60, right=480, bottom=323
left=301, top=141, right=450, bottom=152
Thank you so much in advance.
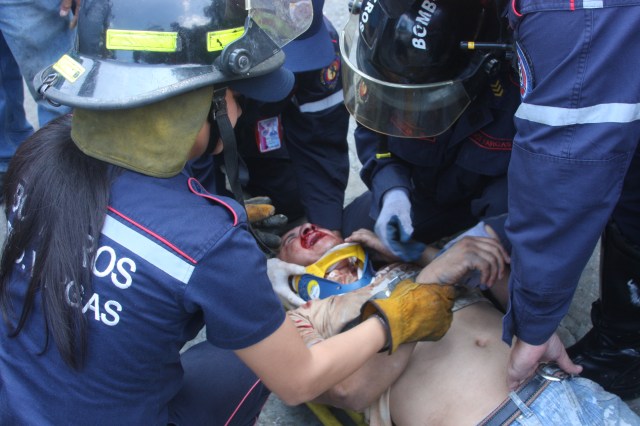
left=35, top=0, right=313, bottom=110
left=247, top=0, right=314, bottom=51
left=340, top=7, right=488, bottom=138
left=220, top=0, right=314, bottom=73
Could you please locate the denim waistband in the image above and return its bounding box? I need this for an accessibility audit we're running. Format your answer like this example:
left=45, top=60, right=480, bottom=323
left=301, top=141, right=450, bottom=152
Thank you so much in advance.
left=477, top=363, right=569, bottom=425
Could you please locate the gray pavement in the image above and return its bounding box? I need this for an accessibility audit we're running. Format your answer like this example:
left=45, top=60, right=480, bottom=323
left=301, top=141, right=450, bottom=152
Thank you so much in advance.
left=14, top=2, right=640, bottom=422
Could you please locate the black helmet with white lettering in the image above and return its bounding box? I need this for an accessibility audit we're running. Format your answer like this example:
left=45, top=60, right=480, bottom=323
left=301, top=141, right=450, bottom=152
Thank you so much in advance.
left=357, top=0, right=497, bottom=84
left=340, top=0, right=509, bottom=137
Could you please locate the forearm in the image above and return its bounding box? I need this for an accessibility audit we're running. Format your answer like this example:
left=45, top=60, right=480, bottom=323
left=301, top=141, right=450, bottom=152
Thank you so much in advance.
left=504, top=136, right=608, bottom=343
left=416, top=245, right=440, bottom=267
left=355, top=126, right=411, bottom=215
left=503, top=278, right=575, bottom=345
left=237, top=316, right=386, bottom=406
left=504, top=236, right=584, bottom=344
left=297, top=318, right=388, bottom=403
left=486, top=271, right=509, bottom=309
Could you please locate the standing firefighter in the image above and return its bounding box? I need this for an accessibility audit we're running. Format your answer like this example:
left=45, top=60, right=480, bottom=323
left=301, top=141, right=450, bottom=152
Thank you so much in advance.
left=503, top=0, right=640, bottom=398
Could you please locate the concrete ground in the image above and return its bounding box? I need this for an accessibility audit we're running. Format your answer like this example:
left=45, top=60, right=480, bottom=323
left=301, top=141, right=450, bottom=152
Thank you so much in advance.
left=14, top=2, right=639, bottom=422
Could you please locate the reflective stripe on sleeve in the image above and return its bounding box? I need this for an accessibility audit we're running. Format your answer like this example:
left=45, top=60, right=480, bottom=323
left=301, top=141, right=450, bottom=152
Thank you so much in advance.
left=298, top=91, right=344, bottom=113
left=583, top=0, right=604, bottom=7
left=102, top=215, right=195, bottom=284
left=515, top=102, right=640, bottom=126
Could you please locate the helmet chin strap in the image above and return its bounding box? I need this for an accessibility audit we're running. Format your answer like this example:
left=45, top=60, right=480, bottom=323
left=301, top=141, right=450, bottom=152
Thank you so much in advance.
left=209, top=87, right=274, bottom=255
left=209, top=88, right=243, bottom=201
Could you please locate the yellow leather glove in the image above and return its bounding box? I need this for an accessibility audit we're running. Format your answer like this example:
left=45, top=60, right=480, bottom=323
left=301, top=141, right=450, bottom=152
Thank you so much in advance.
left=245, top=196, right=276, bottom=223
left=360, top=279, right=455, bottom=354
left=244, top=196, right=288, bottom=250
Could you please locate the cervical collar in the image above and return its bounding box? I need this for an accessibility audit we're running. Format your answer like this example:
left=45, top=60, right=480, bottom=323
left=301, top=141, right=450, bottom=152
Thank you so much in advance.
left=292, top=243, right=375, bottom=301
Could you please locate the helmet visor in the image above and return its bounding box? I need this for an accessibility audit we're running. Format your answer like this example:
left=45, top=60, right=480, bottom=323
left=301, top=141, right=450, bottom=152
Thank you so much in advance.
left=249, top=0, right=314, bottom=48
left=340, top=10, right=472, bottom=138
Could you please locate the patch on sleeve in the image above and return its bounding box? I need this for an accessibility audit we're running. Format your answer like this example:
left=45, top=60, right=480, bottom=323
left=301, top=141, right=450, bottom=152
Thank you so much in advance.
left=255, top=116, right=283, bottom=153
left=469, top=130, right=513, bottom=151
left=516, top=41, right=534, bottom=100
left=320, top=55, right=341, bottom=90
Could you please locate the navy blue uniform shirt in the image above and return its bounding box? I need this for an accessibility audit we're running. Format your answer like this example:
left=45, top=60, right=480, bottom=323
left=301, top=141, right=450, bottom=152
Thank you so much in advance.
left=236, top=18, right=350, bottom=231
left=0, top=169, right=284, bottom=424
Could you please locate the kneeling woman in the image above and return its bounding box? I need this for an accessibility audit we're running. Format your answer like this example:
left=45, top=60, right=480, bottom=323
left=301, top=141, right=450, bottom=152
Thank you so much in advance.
left=0, top=1, right=454, bottom=424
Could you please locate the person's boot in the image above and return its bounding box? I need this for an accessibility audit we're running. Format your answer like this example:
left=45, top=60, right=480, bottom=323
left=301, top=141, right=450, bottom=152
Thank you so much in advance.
left=567, top=222, right=640, bottom=400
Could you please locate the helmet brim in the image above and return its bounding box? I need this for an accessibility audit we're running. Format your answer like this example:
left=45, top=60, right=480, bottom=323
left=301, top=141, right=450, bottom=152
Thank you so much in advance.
left=35, top=50, right=288, bottom=110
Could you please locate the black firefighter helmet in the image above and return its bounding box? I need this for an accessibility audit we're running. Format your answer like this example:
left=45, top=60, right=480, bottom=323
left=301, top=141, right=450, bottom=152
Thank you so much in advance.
left=341, top=0, right=508, bottom=138
left=32, top=0, right=313, bottom=178
left=35, top=0, right=313, bottom=109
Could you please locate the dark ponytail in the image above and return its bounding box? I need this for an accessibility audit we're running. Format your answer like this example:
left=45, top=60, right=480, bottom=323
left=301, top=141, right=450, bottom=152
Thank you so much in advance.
left=0, top=114, right=118, bottom=369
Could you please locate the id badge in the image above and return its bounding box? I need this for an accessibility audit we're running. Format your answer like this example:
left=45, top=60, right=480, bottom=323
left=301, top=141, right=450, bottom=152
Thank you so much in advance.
left=255, top=116, right=283, bottom=153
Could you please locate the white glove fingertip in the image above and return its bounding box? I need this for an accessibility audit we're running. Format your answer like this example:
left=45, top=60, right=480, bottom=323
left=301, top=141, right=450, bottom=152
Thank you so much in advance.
left=267, top=257, right=281, bottom=267
left=289, top=295, right=305, bottom=307
left=288, top=265, right=307, bottom=275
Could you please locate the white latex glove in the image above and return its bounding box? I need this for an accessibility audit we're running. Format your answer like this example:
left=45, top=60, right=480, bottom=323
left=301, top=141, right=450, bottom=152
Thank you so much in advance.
left=374, top=188, right=425, bottom=261
left=267, top=258, right=307, bottom=308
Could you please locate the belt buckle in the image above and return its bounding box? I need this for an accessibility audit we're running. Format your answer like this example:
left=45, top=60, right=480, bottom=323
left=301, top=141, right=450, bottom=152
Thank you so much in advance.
left=536, top=362, right=569, bottom=382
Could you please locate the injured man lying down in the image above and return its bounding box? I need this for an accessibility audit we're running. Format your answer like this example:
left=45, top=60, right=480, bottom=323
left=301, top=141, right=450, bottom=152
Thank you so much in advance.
left=277, top=220, right=639, bottom=426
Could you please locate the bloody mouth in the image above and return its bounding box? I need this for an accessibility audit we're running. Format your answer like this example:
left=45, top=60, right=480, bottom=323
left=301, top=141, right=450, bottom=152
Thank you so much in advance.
left=301, top=229, right=326, bottom=249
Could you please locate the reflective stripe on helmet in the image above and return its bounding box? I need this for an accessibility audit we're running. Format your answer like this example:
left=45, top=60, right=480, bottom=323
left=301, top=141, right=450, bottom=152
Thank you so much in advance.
left=106, top=29, right=179, bottom=52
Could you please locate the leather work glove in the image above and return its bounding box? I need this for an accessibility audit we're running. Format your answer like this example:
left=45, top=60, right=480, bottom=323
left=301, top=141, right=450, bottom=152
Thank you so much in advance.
left=245, top=196, right=288, bottom=250
left=374, top=188, right=426, bottom=262
left=360, top=279, right=455, bottom=354
left=245, top=196, right=276, bottom=223
left=267, top=258, right=307, bottom=308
